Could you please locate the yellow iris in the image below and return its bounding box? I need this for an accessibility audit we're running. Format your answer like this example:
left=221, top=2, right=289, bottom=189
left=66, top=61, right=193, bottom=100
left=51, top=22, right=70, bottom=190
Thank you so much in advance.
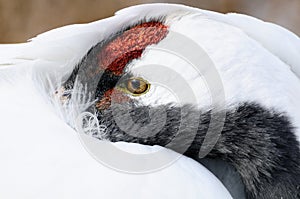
left=120, top=77, right=150, bottom=96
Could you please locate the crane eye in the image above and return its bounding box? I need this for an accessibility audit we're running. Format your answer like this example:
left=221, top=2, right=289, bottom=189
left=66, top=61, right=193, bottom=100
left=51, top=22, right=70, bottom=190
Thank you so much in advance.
left=126, top=78, right=150, bottom=96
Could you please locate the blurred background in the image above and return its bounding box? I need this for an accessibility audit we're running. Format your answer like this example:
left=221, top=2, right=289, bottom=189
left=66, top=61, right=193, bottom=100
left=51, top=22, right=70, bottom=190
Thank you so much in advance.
left=0, top=0, right=299, bottom=43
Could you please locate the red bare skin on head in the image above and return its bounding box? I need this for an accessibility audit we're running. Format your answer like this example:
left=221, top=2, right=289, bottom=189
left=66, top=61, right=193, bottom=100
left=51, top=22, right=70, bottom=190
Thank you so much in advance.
left=96, top=89, right=131, bottom=110
left=98, top=22, right=168, bottom=75
left=95, top=21, right=168, bottom=110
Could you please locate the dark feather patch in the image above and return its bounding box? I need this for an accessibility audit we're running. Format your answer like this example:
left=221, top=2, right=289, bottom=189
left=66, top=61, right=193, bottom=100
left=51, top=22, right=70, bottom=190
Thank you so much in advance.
left=97, top=102, right=300, bottom=199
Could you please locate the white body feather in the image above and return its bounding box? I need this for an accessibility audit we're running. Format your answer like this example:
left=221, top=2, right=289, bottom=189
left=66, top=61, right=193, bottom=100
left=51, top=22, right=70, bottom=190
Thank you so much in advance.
left=1, top=3, right=300, bottom=198
left=0, top=64, right=230, bottom=198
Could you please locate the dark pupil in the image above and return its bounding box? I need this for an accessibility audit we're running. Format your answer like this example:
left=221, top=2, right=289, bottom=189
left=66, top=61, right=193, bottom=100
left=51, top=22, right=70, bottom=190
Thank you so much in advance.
left=130, top=79, right=141, bottom=90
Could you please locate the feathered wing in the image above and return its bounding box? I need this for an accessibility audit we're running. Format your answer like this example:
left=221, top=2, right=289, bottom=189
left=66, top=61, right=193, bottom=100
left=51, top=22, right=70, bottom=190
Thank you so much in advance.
left=224, top=13, right=300, bottom=80
left=1, top=3, right=300, bottom=199
left=0, top=5, right=232, bottom=199
left=0, top=54, right=232, bottom=198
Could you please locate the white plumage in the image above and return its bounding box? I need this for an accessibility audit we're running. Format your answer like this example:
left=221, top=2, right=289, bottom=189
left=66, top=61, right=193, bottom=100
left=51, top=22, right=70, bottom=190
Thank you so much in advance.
left=1, top=3, right=299, bottom=199
left=0, top=64, right=231, bottom=198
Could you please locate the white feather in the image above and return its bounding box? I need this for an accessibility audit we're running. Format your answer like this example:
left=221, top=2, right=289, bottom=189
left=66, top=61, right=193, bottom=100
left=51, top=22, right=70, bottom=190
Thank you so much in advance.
left=0, top=63, right=231, bottom=198
left=0, top=4, right=235, bottom=199
left=1, top=3, right=300, bottom=198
